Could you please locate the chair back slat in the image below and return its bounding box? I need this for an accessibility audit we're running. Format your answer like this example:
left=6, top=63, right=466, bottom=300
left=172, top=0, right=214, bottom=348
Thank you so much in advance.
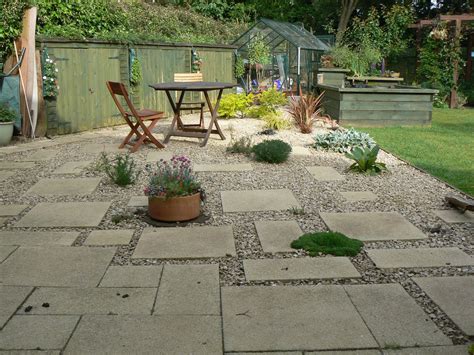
left=174, top=73, right=203, bottom=82
left=106, top=81, right=139, bottom=119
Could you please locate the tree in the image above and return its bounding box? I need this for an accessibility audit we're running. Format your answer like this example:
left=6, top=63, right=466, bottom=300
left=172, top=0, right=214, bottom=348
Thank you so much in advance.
left=337, top=0, right=359, bottom=41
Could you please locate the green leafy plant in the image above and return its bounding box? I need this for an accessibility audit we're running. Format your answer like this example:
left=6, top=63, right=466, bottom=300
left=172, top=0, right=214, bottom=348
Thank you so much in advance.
left=468, top=343, right=474, bottom=355
left=218, top=93, right=254, bottom=118
left=234, top=53, right=245, bottom=79
left=313, top=128, right=376, bottom=153
left=42, top=49, right=59, bottom=98
left=258, top=87, right=287, bottom=112
left=111, top=213, right=134, bottom=224
left=191, top=49, right=203, bottom=73
left=252, top=139, right=292, bottom=164
left=226, top=135, right=253, bottom=155
left=247, top=34, right=271, bottom=66
left=0, top=103, right=17, bottom=123
left=100, top=152, right=139, bottom=186
left=288, top=206, right=306, bottom=216
left=262, top=112, right=290, bottom=130
left=0, top=0, right=33, bottom=61
left=291, top=231, right=363, bottom=257
left=288, top=91, right=325, bottom=134
left=130, top=56, right=142, bottom=88
left=345, top=145, right=387, bottom=175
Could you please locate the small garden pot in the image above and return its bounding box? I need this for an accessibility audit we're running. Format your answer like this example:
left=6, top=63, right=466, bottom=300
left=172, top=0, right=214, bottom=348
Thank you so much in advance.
left=148, top=192, right=201, bottom=222
left=0, top=121, right=14, bottom=146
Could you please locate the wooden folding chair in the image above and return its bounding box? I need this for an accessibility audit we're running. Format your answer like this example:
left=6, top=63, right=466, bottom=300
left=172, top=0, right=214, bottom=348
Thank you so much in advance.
left=106, top=81, right=165, bottom=152
left=173, top=72, right=205, bottom=128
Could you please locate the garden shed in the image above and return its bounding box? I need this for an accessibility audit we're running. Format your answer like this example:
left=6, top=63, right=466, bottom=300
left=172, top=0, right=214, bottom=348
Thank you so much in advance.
left=233, top=18, right=330, bottom=93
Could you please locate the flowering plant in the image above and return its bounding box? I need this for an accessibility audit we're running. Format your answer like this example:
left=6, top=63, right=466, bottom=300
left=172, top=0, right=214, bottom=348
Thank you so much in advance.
left=144, top=155, right=203, bottom=200
left=191, top=50, right=203, bottom=73
left=42, top=49, right=59, bottom=98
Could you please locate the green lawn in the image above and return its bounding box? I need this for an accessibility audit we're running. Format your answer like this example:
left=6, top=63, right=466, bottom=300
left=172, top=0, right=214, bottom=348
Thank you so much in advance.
left=358, top=108, right=474, bottom=196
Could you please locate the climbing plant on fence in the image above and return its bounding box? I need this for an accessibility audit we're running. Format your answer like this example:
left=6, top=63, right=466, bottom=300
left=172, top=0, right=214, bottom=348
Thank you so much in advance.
left=0, top=0, right=33, bottom=62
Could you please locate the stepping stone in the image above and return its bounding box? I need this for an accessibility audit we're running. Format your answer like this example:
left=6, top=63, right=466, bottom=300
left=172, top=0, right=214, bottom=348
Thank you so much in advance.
left=0, top=171, right=15, bottom=181
left=127, top=195, right=147, bottom=207
left=24, top=287, right=156, bottom=315
left=222, top=285, right=377, bottom=352
left=0, top=231, right=78, bottom=246
left=79, top=143, right=124, bottom=154
left=243, top=257, right=361, bottom=281
left=0, top=204, right=28, bottom=216
left=236, top=353, right=303, bottom=355
left=99, top=265, right=163, bottom=287
left=0, top=245, right=17, bottom=262
left=0, top=246, right=115, bottom=287
left=21, top=150, right=57, bottom=161
left=367, top=247, right=474, bottom=269
left=0, top=217, right=7, bottom=226
left=16, top=202, right=111, bottom=227
left=320, top=212, right=427, bottom=241
left=146, top=150, right=173, bottom=162
left=413, top=276, right=474, bottom=336
left=0, top=286, right=33, bottom=327
left=26, top=177, right=101, bottom=195
left=255, top=220, right=303, bottom=253
left=194, top=163, right=253, bottom=172
left=306, top=166, right=344, bottom=181
left=0, top=315, right=78, bottom=350
left=0, top=161, right=35, bottom=170
left=155, top=264, right=220, bottom=315
left=85, top=229, right=134, bottom=245
left=344, top=284, right=451, bottom=347
left=133, top=226, right=236, bottom=259
left=434, top=209, right=474, bottom=223
left=221, top=189, right=300, bottom=213
left=307, top=351, right=380, bottom=355
left=291, top=146, right=312, bottom=156
left=340, top=191, right=377, bottom=202
left=64, top=315, right=221, bottom=354
left=52, top=161, right=91, bottom=174
left=382, top=345, right=468, bottom=355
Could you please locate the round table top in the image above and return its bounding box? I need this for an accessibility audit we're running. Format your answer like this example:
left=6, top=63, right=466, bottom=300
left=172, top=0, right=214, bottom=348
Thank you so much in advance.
left=149, top=81, right=236, bottom=91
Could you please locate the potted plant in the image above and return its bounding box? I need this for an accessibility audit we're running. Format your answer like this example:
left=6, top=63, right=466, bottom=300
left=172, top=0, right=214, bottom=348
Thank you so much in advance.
left=144, top=155, right=204, bottom=222
left=0, top=103, right=16, bottom=146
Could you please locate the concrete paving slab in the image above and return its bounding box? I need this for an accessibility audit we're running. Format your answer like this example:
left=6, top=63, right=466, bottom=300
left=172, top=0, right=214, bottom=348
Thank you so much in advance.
left=255, top=220, right=303, bottom=253
left=0, top=161, right=35, bottom=170
left=0, top=245, right=18, bottom=262
left=127, top=195, right=147, bottom=207
left=146, top=150, right=173, bottom=162
left=434, top=209, right=474, bottom=223
left=367, top=247, right=474, bottom=269
left=155, top=264, right=220, bottom=315
left=0, top=315, right=79, bottom=350
left=345, top=283, right=451, bottom=347
left=21, top=150, right=57, bottom=161
left=26, top=177, right=101, bottom=195
left=244, top=257, right=361, bottom=281
left=221, top=189, right=300, bottom=213
left=0, top=286, right=33, bottom=325
left=0, top=246, right=115, bottom=287
left=320, top=212, right=427, bottom=241
left=79, top=143, right=124, bottom=154
left=0, top=204, right=28, bottom=216
left=85, top=229, right=134, bottom=245
left=0, top=171, right=15, bottom=181
left=0, top=217, right=7, bottom=226
left=233, top=353, right=303, bottom=355
left=0, top=231, right=78, bottom=246
left=0, top=315, right=9, bottom=328
left=64, top=315, right=222, bottom=354
left=222, top=285, right=377, bottom=352
left=24, top=287, right=156, bottom=315
left=194, top=163, right=253, bottom=172
left=383, top=345, right=467, bottom=355
left=99, top=265, right=163, bottom=287
left=52, top=161, right=91, bottom=174
left=307, top=351, right=381, bottom=355
left=306, top=166, right=344, bottom=181
left=413, top=276, right=474, bottom=336
left=340, top=191, right=377, bottom=202
left=132, top=226, right=236, bottom=259
left=291, top=146, right=312, bottom=156
left=16, top=202, right=111, bottom=227
left=0, top=351, right=61, bottom=355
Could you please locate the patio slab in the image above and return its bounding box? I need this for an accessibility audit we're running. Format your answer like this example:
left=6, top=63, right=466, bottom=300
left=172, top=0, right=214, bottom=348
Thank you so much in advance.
left=0, top=161, right=35, bottom=170
left=367, top=247, right=474, bottom=269
left=307, top=351, right=380, bottom=355
left=255, top=220, right=303, bottom=253
left=79, top=143, right=124, bottom=154
left=21, top=150, right=57, bottom=161
left=243, top=257, right=361, bottom=281
left=383, top=346, right=468, bottom=355
left=85, top=229, right=134, bottom=245
left=0, top=231, right=78, bottom=246
left=291, top=146, right=312, bottom=156
left=24, top=287, right=156, bottom=315
left=0, top=315, right=78, bottom=350
left=52, top=161, right=91, bottom=174
left=221, top=189, right=300, bottom=213
left=155, top=264, right=220, bottom=315
left=99, top=265, right=163, bottom=287
left=26, top=177, right=101, bottom=195
left=306, top=166, right=344, bottom=181
left=146, top=150, right=173, bottom=162
left=132, top=226, right=236, bottom=259
left=64, top=315, right=222, bottom=354
left=340, top=191, right=377, bottom=202
left=413, top=276, right=474, bottom=336
left=0, top=204, right=28, bottom=216
left=16, top=202, right=111, bottom=227
left=0, top=171, right=15, bottom=181
left=0, top=217, right=7, bottom=226
left=194, top=163, right=253, bottom=172
left=0, top=246, right=115, bottom=287
left=127, top=195, right=147, bottom=207
left=434, top=209, right=474, bottom=223
left=320, top=212, right=427, bottom=241
left=0, top=286, right=33, bottom=327
left=222, top=285, right=377, bottom=352
left=344, top=283, right=451, bottom=347
left=0, top=245, right=17, bottom=262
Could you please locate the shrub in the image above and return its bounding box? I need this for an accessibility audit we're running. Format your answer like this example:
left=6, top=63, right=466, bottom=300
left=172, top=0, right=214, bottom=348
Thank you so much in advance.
left=252, top=139, right=292, bottom=164
left=313, top=128, right=375, bottom=153
left=258, top=87, right=287, bottom=112
left=218, top=93, right=253, bottom=118
left=345, top=145, right=387, bottom=175
left=0, top=103, right=17, bottom=123
left=100, top=153, right=139, bottom=186
left=291, top=231, right=363, bottom=256
left=245, top=105, right=267, bottom=118
left=226, top=135, right=253, bottom=155
left=262, top=112, right=291, bottom=130
left=288, top=91, right=325, bottom=134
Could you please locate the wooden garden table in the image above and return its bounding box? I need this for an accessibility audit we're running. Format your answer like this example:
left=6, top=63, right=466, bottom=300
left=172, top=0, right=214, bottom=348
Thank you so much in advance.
left=150, top=81, right=235, bottom=147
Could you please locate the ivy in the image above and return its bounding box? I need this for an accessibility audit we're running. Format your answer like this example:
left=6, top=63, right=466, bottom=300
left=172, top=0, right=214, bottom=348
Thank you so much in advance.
left=247, top=35, right=271, bottom=66
left=41, top=48, right=59, bottom=98
left=130, top=56, right=142, bottom=88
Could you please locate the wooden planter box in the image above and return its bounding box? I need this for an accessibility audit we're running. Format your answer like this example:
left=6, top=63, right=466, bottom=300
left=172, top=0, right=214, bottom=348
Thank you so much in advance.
left=317, top=84, right=438, bottom=127
left=317, top=68, right=351, bottom=87
left=346, top=76, right=404, bottom=87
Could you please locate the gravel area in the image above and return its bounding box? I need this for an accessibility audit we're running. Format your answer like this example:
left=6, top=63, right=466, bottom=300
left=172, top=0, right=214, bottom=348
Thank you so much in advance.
left=0, top=114, right=472, bottom=343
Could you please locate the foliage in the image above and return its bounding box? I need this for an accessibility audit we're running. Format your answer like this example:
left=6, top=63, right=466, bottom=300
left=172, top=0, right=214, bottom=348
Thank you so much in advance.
left=0, top=0, right=33, bottom=61
left=129, top=56, right=142, bottom=88
left=190, top=0, right=229, bottom=20
left=191, top=49, right=202, bottom=73
left=313, top=128, right=376, bottom=153
left=291, top=231, right=363, bottom=257
left=226, top=135, right=253, bottom=155
left=0, top=103, right=17, bottom=122
left=99, top=153, right=139, bottom=186
left=245, top=105, right=267, bottom=118
left=288, top=91, right=325, bottom=134
left=288, top=206, right=306, bottom=215
left=218, top=93, right=254, bottom=118
left=252, top=139, right=292, bottom=164
left=345, top=145, right=387, bottom=175
left=247, top=35, right=271, bottom=66
left=468, top=343, right=474, bottom=355
left=111, top=213, right=133, bottom=224
left=258, top=87, right=287, bottom=112
left=144, top=155, right=201, bottom=199
left=41, top=49, right=59, bottom=98
left=234, top=54, right=245, bottom=79
left=330, top=44, right=381, bottom=77
left=262, top=112, right=291, bottom=130
left=460, top=81, right=474, bottom=106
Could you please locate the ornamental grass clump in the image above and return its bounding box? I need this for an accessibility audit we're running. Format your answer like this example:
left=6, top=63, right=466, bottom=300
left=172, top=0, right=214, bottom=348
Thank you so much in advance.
left=252, top=139, right=291, bottom=164
left=144, top=155, right=202, bottom=200
left=288, top=91, right=326, bottom=134
left=291, top=231, right=363, bottom=257
left=100, top=152, right=139, bottom=186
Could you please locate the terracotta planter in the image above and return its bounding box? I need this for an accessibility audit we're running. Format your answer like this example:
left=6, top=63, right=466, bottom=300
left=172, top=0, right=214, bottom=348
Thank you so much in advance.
left=148, top=192, right=201, bottom=222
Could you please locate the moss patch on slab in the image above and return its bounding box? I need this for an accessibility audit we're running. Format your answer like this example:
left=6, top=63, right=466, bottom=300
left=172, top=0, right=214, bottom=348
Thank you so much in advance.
left=291, top=231, right=363, bottom=256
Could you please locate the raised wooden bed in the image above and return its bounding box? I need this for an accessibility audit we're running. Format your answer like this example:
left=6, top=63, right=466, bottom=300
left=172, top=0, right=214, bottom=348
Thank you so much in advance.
left=346, top=76, right=404, bottom=87
left=317, top=68, right=351, bottom=86
left=317, top=84, right=438, bottom=127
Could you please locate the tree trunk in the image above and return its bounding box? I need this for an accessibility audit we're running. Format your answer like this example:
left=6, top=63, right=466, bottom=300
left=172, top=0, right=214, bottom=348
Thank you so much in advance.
left=336, top=0, right=359, bottom=43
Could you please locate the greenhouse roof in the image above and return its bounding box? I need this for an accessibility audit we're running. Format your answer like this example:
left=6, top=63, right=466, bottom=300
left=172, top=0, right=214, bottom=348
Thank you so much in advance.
left=233, top=18, right=330, bottom=51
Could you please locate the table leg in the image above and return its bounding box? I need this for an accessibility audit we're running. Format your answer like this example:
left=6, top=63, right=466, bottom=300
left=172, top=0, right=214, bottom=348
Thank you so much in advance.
left=164, top=90, right=185, bottom=144
left=201, top=90, right=225, bottom=147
